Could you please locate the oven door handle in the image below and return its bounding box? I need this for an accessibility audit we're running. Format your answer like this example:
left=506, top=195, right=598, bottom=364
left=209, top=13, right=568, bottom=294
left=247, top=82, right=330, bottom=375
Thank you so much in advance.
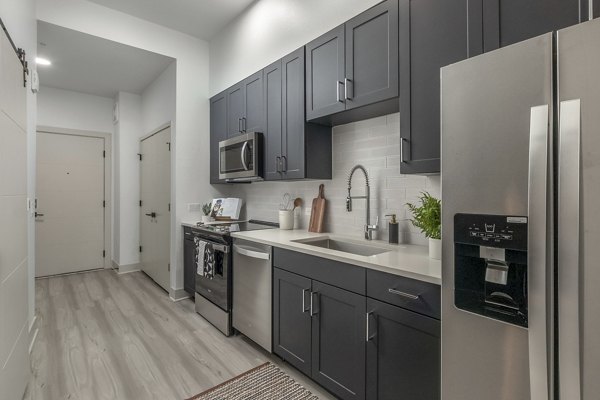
left=233, top=244, right=270, bottom=260
left=241, top=141, right=249, bottom=171
left=198, top=240, right=229, bottom=253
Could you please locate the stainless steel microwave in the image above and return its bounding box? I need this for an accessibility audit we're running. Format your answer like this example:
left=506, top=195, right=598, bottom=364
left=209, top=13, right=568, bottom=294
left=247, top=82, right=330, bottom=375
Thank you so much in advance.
left=219, top=132, right=263, bottom=182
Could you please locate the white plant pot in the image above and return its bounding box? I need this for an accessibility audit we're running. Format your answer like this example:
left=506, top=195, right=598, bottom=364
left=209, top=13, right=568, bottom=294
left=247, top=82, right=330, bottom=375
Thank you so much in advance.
left=429, top=238, right=441, bottom=260
left=201, top=215, right=213, bottom=224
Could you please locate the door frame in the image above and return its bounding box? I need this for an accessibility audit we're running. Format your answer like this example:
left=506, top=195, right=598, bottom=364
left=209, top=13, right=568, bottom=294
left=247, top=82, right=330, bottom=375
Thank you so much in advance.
left=139, top=122, right=172, bottom=292
left=36, top=125, right=112, bottom=270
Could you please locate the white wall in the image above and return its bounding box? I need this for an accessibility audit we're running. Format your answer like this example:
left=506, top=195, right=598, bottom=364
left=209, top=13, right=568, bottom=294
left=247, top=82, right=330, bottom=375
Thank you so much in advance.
left=211, top=0, right=440, bottom=244
left=36, top=0, right=226, bottom=297
left=209, top=0, right=380, bottom=96
left=142, top=60, right=176, bottom=134
left=113, top=92, right=143, bottom=266
left=0, top=0, right=36, bottom=398
left=37, top=86, right=114, bottom=133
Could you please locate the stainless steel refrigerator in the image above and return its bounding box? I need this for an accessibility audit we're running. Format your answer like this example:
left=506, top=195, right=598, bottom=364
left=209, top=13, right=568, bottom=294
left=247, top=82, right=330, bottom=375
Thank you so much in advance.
left=441, top=18, right=600, bottom=400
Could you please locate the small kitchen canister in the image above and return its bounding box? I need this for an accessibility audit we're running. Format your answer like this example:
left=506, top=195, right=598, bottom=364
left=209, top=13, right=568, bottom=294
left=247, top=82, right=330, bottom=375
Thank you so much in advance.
left=279, top=209, right=294, bottom=230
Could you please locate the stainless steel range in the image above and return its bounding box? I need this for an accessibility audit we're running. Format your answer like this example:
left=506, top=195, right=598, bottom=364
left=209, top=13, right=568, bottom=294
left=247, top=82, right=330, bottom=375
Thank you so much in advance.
left=191, top=220, right=277, bottom=336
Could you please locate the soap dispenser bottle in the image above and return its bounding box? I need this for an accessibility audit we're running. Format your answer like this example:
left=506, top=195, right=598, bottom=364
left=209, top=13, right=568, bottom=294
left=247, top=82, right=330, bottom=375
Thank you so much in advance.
left=386, top=214, right=399, bottom=244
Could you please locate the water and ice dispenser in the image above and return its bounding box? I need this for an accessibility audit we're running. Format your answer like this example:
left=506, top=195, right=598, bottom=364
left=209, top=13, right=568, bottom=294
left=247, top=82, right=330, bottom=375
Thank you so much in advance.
left=454, top=214, right=528, bottom=327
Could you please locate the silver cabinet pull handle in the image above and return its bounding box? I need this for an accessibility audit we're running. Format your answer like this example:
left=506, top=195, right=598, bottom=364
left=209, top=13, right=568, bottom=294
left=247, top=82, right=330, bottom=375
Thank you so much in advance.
left=281, top=155, right=287, bottom=173
left=310, top=292, right=319, bottom=316
left=242, top=117, right=247, bottom=132
left=337, top=81, right=344, bottom=103
left=366, top=312, right=374, bottom=342
left=400, top=137, right=407, bottom=163
left=388, top=288, right=420, bottom=300
left=302, top=288, right=309, bottom=313
left=344, top=78, right=352, bottom=100
left=238, top=118, right=242, bottom=133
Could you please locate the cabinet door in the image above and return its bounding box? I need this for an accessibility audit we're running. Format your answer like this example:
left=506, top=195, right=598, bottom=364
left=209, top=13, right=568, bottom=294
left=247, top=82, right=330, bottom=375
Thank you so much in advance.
left=306, top=25, right=346, bottom=121
left=227, top=83, right=244, bottom=137
left=345, top=0, right=399, bottom=110
left=263, top=60, right=283, bottom=181
left=210, top=91, right=228, bottom=183
left=311, top=281, right=366, bottom=400
left=483, top=0, right=585, bottom=52
left=243, top=71, right=264, bottom=133
left=399, top=0, right=477, bottom=174
left=366, top=298, right=440, bottom=400
left=282, top=47, right=306, bottom=180
left=183, top=237, right=196, bottom=295
left=273, top=268, right=313, bottom=376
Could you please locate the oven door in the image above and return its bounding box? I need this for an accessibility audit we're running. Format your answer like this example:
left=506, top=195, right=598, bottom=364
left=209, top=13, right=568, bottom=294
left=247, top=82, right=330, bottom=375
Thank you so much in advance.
left=195, top=241, right=231, bottom=311
left=219, top=132, right=261, bottom=181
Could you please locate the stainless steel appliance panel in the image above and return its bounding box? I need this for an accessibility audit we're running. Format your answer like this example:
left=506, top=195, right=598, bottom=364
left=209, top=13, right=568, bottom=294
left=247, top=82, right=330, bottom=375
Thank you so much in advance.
left=232, top=239, right=273, bottom=352
left=441, top=34, right=554, bottom=400
left=557, top=19, right=600, bottom=400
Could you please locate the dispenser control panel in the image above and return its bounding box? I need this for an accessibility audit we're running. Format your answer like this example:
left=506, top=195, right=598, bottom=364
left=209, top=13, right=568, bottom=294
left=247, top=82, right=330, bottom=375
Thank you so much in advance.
left=454, top=213, right=527, bottom=251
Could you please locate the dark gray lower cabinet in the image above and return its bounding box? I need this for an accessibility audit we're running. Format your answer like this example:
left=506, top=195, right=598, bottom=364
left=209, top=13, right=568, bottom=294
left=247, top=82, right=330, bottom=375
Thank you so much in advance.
left=366, top=298, right=440, bottom=400
left=183, top=228, right=196, bottom=295
left=273, top=249, right=441, bottom=400
left=273, top=268, right=312, bottom=376
left=312, top=281, right=366, bottom=400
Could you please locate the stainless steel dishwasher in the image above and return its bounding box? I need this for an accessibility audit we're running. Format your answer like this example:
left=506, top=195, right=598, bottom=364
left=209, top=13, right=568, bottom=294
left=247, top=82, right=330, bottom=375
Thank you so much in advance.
left=232, top=238, right=272, bottom=352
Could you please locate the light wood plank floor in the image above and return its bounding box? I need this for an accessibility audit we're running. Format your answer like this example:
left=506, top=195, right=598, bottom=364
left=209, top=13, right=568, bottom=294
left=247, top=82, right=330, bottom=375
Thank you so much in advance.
left=24, top=269, right=335, bottom=400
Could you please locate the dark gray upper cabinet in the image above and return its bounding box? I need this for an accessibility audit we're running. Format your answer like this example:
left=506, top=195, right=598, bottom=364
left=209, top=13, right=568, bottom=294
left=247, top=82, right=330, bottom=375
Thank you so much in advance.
left=210, top=91, right=228, bottom=184
left=399, top=0, right=479, bottom=174
left=483, top=0, right=587, bottom=51
left=345, top=0, right=399, bottom=110
left=306, top=0, right=400, bottom=125
left=226, top=83, right=245, bottom=138
left=366, top=298, right=440, bottom=400
left=226, top=72, right=264, bottom=138
left=263, top=47, right=332, bottom=181
left=311, top=281, right=366, bottom=400
left=273, top=268, right=313, bottom=376
left=306, top=24, right=346, bottom=121
left=263, top=60, right=283, bottom=181
left=243, top=71, right=264, bottom=133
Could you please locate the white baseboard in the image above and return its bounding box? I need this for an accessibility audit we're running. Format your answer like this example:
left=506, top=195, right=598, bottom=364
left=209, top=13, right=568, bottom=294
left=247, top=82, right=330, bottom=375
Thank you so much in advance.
left=169, top=288, right=192, bottom=302
left=112, top=261, right=141, bottom=274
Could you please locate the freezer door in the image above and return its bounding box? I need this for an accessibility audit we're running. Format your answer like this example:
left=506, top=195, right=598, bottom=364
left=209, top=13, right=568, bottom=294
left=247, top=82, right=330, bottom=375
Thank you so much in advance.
left=441, top=34, right=554, bottom=400
left=557, top=19, right=600, bottom=400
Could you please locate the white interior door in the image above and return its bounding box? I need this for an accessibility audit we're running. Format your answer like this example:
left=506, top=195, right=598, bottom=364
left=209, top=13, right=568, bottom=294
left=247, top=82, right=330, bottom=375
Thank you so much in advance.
left=140, top=127, right=171, bottom=291
left=35, top=132, right=105, bottom=277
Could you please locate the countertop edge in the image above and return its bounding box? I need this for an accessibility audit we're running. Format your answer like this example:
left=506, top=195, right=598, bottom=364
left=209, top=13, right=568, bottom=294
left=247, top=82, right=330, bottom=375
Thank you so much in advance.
left=230, top=231, right=442, bottom=286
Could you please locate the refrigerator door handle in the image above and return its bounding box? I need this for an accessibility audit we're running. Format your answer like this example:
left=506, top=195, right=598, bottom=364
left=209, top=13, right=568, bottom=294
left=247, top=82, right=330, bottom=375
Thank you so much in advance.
left=558, top=99, right=582, bottom=400
left=527, top=104, right=551, bottom=400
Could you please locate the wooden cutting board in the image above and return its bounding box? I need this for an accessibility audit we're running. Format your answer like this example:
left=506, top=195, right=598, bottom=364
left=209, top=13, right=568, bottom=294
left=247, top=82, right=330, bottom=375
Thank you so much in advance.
left=309, top=184, right=326, bottom=233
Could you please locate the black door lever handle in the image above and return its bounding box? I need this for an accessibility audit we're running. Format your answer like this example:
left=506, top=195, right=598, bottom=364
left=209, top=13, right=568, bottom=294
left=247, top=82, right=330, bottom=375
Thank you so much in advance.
left=145, top=212, right=157, bottom=218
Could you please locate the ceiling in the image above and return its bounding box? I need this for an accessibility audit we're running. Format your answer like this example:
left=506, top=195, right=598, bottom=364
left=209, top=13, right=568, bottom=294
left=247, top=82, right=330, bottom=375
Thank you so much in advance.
left=87, top=0, right=255, bottom=40
left=37, top=21, right=175, bottom=98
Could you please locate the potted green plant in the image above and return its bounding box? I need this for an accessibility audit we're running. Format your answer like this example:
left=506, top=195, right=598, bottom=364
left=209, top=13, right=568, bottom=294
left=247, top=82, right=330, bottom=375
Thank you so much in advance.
left=201, top=202, right=213, bottom=224
left=406, top=192, right=441, bottom=259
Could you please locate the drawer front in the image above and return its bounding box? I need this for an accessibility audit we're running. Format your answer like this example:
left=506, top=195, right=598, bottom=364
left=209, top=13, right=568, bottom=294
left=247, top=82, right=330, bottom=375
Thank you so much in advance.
left=273, top=248, right=366, bottom=295
left=366, top=269, right=440, bottom=319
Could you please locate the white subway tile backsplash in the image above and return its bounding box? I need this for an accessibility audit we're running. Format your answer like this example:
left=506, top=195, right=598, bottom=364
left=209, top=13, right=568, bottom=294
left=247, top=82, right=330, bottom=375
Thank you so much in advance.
left=227, top=112, right=440, bottom=245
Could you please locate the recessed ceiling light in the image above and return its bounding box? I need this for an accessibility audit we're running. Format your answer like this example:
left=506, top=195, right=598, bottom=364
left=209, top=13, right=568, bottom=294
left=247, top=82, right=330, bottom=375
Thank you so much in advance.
left=36, top=57, right=51, bottom=66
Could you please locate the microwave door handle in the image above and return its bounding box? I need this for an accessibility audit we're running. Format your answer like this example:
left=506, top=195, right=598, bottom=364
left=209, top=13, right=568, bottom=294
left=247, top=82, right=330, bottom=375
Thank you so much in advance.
left=241, top=141, right=249, bottom=171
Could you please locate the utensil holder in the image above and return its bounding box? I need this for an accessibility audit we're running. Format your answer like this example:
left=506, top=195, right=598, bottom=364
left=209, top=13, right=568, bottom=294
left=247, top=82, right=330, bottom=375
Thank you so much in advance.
left=279, top=210, right=294, bottom=230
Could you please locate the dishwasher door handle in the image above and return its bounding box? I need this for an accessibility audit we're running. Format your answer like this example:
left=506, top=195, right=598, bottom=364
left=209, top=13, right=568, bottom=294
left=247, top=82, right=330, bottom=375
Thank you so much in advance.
left=233, top=244, right=271, bottom=260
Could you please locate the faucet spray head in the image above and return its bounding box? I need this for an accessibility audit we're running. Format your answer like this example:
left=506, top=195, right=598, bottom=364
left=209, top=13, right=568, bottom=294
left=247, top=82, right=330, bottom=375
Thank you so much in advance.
left=346, top=188, right=352, bottom=211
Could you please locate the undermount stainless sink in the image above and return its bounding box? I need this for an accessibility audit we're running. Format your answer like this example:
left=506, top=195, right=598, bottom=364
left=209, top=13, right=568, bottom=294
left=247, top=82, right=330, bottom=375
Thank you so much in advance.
left=292, top=238, right=390, bottom=256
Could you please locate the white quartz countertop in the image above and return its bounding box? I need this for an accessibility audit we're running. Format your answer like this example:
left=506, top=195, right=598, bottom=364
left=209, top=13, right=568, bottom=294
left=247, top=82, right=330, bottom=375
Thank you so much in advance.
left=231, top=229, right=441, bottom=285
